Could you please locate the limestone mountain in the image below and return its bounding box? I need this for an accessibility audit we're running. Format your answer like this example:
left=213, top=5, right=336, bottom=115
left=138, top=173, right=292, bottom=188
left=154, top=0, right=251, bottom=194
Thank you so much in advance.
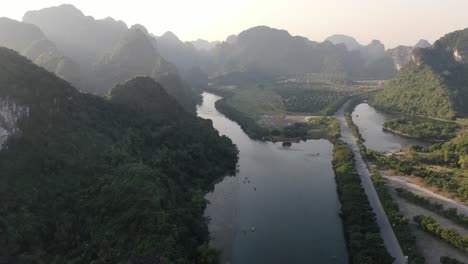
left=386, top=45, right=413, bottom=70
left=386, top=39, right=432, bottom=70
left=155, top=31, right=209, bottom=71
left=414, top=39, right=432, bottom=49
left=373, top=29, right=468, bottom=119
left=191, top=39, right=220, bottom=51
left=0, top=47, right=237, bottom=263
left=326, top=34, right=361, bottom=51
left=0, top=17, right=82, bottom=87
left=22, top=5, right=202, bottom=111
left=88, top=26, right=199, bottom=111
left=23, top=4, right=128, bottom=68
left=211, top=26, right=396, bottom=80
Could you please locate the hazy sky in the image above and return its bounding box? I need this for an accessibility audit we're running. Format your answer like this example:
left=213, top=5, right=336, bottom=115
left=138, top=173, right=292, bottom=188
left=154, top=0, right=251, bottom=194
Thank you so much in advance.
left=2, top=0, right=468, bottom=48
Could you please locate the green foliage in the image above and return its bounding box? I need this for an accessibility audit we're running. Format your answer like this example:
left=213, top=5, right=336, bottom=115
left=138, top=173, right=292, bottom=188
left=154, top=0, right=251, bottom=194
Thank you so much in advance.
left=383, top=117, right=460, bottom=141
left=374, top=27, right=468, bottom=119
left=396, top=188, right=468, bottom=229
left=274, top=82, right=351, bottom=115
left=440, top=256, right=465, bottom=264
left=362, top=145, right=468, bottom=200
left=0, top=48, right=238, bottom=263
left=345, top=113, right=365, bottom=142
left=414, top=215, right=468, bottom=251
left=434, top=133, right=468, bottom=167
left=373, top=62, right=456, bottom=119
left=224, top=87, right=285, bottom=119
left=332, top=141, right=394, bottom=264
left=370, top=171, right=425, bottom=264
left=215, top=96, right=270, bottom=140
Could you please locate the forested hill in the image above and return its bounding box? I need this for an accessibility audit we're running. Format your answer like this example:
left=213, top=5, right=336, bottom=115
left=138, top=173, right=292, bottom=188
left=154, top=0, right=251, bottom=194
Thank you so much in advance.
left=372, top=28, right=468, bottom=119
left=0, top=47, right=238, bottom=263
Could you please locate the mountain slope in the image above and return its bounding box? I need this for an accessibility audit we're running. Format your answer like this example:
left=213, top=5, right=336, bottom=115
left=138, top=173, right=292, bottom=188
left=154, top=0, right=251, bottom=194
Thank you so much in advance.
left=212, top=26, right=396, bottom=80
left=0, top=47, right=237, bottom=263
left=0, top=17, right=82, bottom=87
left=373, top=29, right=468, bottom=119
left=23, top=4, right=128, bottom=68
left=87, top=26, right=200, bottom=111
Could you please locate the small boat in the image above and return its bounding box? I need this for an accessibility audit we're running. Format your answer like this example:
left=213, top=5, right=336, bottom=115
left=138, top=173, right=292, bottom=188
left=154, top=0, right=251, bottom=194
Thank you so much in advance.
left=251, top=226, right=255, bottom=232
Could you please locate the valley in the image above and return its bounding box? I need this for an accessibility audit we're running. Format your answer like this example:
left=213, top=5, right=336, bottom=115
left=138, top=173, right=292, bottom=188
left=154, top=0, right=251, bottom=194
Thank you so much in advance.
left=1, top=2, right=468, bottom=264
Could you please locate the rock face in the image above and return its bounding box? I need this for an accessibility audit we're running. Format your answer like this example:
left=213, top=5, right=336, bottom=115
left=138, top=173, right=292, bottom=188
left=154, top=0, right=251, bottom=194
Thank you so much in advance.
left=386, top=46, right=413, bottom=70
left=0, top=98, right=29, bottom=150
left=386, top=40, right=433, bottom=71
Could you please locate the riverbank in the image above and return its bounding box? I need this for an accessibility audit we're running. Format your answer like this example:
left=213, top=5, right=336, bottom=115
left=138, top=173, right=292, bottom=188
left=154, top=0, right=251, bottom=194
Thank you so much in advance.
left=198, top=92, right=349, bottom=263
left=336, top=100, right=406, bottom=263
left=345, top=101, right=468, bottom=262
left=214, top=94, right=341, bottom=142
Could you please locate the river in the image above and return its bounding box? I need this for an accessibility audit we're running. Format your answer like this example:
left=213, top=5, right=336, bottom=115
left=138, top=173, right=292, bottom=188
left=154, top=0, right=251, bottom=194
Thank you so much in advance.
left=197, top=92, right=348, bottom=264
left=352, top=103, right=428, bottom=152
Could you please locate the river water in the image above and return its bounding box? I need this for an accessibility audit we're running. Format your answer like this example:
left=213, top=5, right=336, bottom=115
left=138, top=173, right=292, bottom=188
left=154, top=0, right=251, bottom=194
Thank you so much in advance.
left=197, top=92, right=348, bottom=264
left=351, top=103, right=428, bottom=152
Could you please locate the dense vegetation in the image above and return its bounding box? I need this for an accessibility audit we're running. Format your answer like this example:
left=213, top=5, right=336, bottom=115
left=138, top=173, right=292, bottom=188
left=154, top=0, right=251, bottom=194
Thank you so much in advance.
left=210, top=85, right=341, bottom=141
left=345, top=113, right=365, bottom=141
left=0, top=48, right=238, bottom=263
left=370, top=171, right=425, bottom=264
left=372, top=62, right=457, bottom=119
left=373, top=28, right=468, bottom=119
left=332, top=141, right=393, bottom=264
left=383, top=117, right=460, bottom=141
left=396, top=188, right=468, bottom=229
left=274, top=83, right=351, bottom=115
left=413, top=215, right=468, bottom=252
left=360, top=142, right=468, bottom=201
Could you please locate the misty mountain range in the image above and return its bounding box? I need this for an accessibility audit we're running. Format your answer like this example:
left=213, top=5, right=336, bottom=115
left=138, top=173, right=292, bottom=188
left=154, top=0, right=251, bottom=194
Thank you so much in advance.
left=0, top=4, right=440, bottom=112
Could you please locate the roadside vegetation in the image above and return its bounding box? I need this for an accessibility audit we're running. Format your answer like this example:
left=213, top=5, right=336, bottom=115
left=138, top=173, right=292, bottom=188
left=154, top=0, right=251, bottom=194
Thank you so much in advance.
left=370, top=171, right=425, bottom=264
left=332, top=141, right=394, bottom=264
left=396, top=188, right=468, bottom=229
left=414, top=215, right=468, bottom=252
left=440, top=256, right=466, bottom=264
left=383, top=117, right=460, bottom=141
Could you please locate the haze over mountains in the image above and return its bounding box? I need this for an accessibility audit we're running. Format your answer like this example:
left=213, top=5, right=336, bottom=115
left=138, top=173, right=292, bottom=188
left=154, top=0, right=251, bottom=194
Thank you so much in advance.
left=0, top=3, right=466, bottom=121
left=0, top=4, right=434, bottom=100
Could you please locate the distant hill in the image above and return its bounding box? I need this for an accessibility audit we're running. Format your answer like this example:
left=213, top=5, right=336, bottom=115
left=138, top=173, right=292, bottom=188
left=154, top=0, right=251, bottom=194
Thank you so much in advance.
left=0, top=47, right=237, bottom=263
left=326, top=34, right=361, bottom=51
left=23, top=4, right=128, bottom=68
left=191, top=39, right=220, bottom=51
left=155, top=31, right=210, bottom=71
left=0, top=17, right=82, bottom=87
left=88, top=26, right=200, bottom=111
left=211, top=26, right=396, bottom=80
left=414, top=39, right=432, bottom=48
left=21, top=5, right=201, bottom=111
left=373, top=29, right=468, bottom=119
